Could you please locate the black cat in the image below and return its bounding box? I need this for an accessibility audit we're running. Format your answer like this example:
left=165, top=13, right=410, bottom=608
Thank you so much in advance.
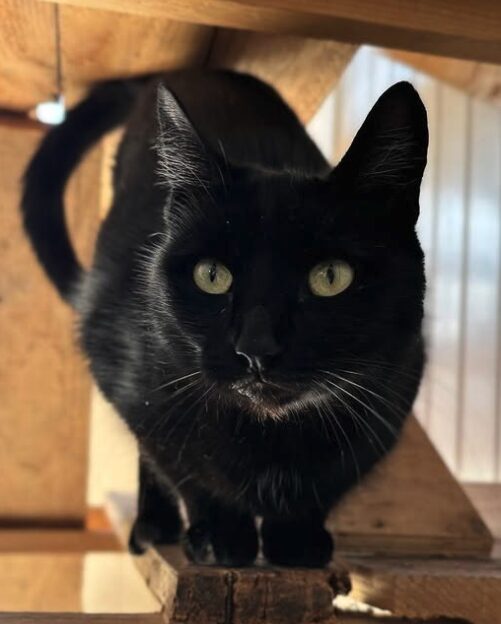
left=22, top=70, right=427, bottom=567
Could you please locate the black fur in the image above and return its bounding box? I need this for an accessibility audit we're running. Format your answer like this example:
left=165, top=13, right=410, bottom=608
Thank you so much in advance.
left=22, top=70, right=428, bottom=567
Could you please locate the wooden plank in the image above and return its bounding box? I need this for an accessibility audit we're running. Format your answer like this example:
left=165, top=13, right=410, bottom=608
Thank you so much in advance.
left=463, top=483, right=501, bottom=541
left=0, top=529, right=120, bottom=553
left=60, top=12, right=354, bottom=121
left=43, top=0, right=501, bottom=63
left=347, top=556, right=501, bottom=624
left=107, top=420, right=493, bottom=566
left=0, top=552, right=161, bottom=614
left=385, top=50, right=501, bottom=106
left=58, top=6, right=214, bottom=106
left=0, top=554, right=83, bottom=612
left=0, top=2, right=214, bottom=112
left=0, top=616, right=162, bottom=623
left=107, top=495, right=351, bottom=624
left=0, top=120, right=99, bottom=521
left=109, top=494, right=496, bottom=623
left=331, top=416, right=493, bottom=557
left=335, top=618, right=453, bottom=624
left=209, top=30, right=355, bottom=123
left=0, top=0, right=56, bottom=111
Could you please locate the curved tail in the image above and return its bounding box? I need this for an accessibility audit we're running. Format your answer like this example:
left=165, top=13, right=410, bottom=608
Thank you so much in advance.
left=21, top=79, right=144, bottom=305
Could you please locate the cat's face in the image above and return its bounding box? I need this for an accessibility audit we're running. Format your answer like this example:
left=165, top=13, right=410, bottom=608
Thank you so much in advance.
left=148, top=82, right=428, bottom=418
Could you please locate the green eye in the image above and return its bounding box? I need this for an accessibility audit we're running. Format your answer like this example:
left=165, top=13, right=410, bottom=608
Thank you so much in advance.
left=193, top=259, right=233, bottom=294
left=309, top=260, right=354, bottom=297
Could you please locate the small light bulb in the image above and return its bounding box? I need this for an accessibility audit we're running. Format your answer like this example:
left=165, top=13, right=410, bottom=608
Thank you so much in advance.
left=34, top=96, right=66, bottom=125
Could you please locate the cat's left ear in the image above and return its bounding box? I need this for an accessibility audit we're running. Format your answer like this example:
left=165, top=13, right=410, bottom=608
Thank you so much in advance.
left=332, top=81, right=428, bottom=224
left=156, top=85, right=220, bottom=191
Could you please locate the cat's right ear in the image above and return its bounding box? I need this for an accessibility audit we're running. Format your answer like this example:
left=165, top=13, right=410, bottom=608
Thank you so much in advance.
left=156, top=85, right=219, bottom=191
left=331, top=81, right=428, bottom=225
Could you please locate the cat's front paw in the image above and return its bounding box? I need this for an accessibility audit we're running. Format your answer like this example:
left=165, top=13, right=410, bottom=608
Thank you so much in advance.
left=183, top=522, right=215, bottom=564
left=261, top=518, right=334, bottom=567
left=128, top=515, right=181, bottom=555
left=183, top=517, right=258, bottom=567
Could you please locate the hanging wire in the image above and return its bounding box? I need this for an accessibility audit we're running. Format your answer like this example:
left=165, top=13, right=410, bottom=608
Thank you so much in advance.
left=34, top=4, right=66, bottom=125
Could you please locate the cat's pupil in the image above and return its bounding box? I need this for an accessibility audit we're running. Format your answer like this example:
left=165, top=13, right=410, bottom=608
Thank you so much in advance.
left=327, top=265, right=335, bottom=284
left=209, top=263, right=217, bottom=283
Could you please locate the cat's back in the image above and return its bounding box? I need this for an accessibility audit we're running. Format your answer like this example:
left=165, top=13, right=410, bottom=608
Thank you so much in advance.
left=161, top=70, right=327, bottom=172
left=117, top=69, right=328, bottom=180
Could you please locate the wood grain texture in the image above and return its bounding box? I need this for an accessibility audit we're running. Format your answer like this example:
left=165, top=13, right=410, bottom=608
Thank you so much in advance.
left=0, top=528, right=120, bottom=553
left=0, top=0, right=56, bottom=110
left=42, top=0, right=501, bottom=63
left=464, top=483, right=501, bottom=544
left=148, top=549, right=349, bottom=624
left=108, top=494, right=497, bottom=623
left=59, top=6, right=214, bottom=106
left=0, top=120, right=100, bottom=521
left=332, top=416, right=493, bottom=557
left=209, top=31, right=355, bottom=123
left=107, top=495, right=351, bottom=624
left=0, top=554, right=83, bottom=612
left=385, top=50, right=501, bottom=105
left=348, top=556, right=501, bottom=624
left=0, top=616, right=162, bottom=623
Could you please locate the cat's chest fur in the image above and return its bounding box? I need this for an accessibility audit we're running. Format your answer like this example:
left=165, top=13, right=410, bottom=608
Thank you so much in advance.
left=135, top=398, right=362, bottom=515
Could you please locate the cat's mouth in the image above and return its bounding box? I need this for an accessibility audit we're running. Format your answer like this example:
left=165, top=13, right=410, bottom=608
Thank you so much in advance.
left=228, top=377, right=310, bottom=418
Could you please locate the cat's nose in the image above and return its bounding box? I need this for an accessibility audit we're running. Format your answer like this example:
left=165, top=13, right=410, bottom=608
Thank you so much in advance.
left=235, top=305, right=281, bottom=373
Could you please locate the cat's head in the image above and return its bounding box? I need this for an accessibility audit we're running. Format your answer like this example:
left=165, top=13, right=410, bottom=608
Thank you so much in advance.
left=147, top=81, right=428, bottom=419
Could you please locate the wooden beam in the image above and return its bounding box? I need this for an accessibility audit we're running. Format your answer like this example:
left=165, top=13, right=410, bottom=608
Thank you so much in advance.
left=1, top=3, right=351, bottom=121
left=41, top=0, right=501, bottom=64
left=58, top=6, right=214, bottom=106
left=0, top=0, right=57, bottom=110
left=0, top=528, right=120, bottom=553
left=58, top=11, right=354, bottom=121
left=0, top=1, right=215, bottom=111
left=209, top=31, right=355, bottom=123
left=347, top=556, right=501, bottom=624
left=384, top=49, right=501, bottom=105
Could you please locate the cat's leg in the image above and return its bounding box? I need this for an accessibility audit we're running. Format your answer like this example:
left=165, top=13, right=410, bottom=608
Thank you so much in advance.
left=129, top=458, right=183, bottom=554
left=261, top=512, right=334, bottom=567
left=182, top=488, right=258, bottom=567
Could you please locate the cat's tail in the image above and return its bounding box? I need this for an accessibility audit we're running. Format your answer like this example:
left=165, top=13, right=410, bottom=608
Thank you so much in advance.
left=21, top=79, right=144, bottom=306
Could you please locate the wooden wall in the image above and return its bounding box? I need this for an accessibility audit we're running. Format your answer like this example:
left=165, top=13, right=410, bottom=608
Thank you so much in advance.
left=0, top=119, right=101, bottom=521
left=308, top=47, right=501, bottom=482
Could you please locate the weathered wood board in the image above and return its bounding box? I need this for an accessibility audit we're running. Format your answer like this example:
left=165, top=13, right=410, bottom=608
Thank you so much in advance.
left=0, top=616, right=162, bottom=624
left=108, top=493, right=499, bottom=624
left=348, top=556, right=501, bottom=624
left=332, top=416, right=493, bottom=557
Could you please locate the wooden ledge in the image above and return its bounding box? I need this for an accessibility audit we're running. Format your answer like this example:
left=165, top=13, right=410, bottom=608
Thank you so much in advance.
left=107, top=492, right=501, bottom=624
left=346, top=556, right=501, bottom=624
